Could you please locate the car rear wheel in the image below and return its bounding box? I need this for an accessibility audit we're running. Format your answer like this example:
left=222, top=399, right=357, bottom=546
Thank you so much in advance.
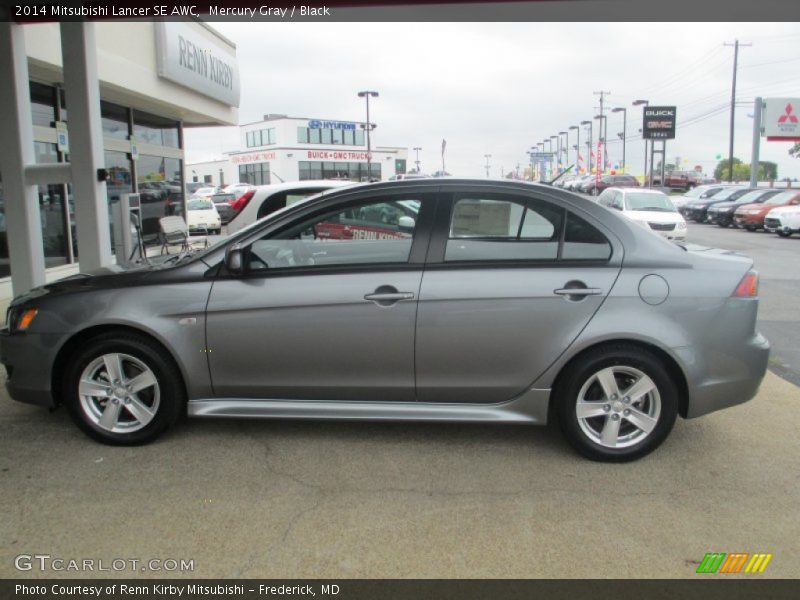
left=63, top=333, right=184, bottom=445
left=555, top=345, right=678, bottom=462
left=745, top=225, right=757, bottom=232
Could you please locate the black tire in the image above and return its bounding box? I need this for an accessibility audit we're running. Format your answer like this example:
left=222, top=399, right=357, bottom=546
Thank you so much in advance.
left=555, top=344, right=679, bottom=462
left=745, top=225, right=757, bottom=232
left=63, top=332, right=185, bottom=445
left=777, top=230, right=792, bottom=238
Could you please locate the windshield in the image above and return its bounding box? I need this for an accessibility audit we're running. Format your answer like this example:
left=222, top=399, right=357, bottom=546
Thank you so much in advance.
left=188, top=199, right=213, bottom=210
left=735, top=190, right=772, bottom=204
left=685, top=185, right=716, bottom=198
left=709, top=187, right=746, bottom=200
left=624, top=192, right=676, bottom=212
left=765, top=191, right=799, bottom=205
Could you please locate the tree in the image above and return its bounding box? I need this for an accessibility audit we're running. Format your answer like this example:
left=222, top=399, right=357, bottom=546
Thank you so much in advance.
left=714, top=157, right=743, bottom=181
left=790, top=142, right=800, bottom=159
left=758, top=161, right=778, bottom=180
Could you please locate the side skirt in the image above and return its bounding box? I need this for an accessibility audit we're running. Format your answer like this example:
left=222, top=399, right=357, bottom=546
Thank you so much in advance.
left=187, top=388, right=551, bottom=425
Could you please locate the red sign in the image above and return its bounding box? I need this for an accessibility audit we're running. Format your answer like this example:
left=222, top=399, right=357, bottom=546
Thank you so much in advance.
left=307, top=150, right=370, bottom=161
left=778, top=103, right=799, bottom=124
left=230, top=151, right=276, bottom=164
left=315, top=222, right=406, bottom=241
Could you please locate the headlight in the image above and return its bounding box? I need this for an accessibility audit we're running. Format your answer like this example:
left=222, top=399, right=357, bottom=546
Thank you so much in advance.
left=677, top=221, right=687, bottom=230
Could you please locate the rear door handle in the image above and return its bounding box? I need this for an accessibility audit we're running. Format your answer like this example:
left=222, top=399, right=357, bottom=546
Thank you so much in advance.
left=364, top=292, right=415, bottom=302
left=554, top=288, right=603, bottom=297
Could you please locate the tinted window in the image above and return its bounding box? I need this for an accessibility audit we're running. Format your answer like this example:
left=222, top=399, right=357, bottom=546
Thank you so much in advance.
left=247, top=197, right=422, bottom=271
left=562, top=212, right=612, bottom=260
left=445, top=196, right=562, bottom=262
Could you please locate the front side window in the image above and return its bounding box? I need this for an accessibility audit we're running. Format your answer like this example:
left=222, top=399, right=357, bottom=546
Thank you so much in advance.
left=445, top=196, right=562, bottom=262
left=246, top=197, right=422, bottom=271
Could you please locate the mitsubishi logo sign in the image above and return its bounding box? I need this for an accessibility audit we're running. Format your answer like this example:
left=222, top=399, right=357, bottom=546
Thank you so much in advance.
left=777, top=103, right=799, bottom=124
left=762, top=98, right=800, bottom=141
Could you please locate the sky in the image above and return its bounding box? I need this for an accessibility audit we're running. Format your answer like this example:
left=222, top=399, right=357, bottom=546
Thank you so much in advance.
left=184, top=22, right=800, bottom=180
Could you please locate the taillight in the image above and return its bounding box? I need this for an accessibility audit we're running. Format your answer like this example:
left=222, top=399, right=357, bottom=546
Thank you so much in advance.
left=230, top=190, right=254, bottom=213
left=733, top=271, right=759, bottom=297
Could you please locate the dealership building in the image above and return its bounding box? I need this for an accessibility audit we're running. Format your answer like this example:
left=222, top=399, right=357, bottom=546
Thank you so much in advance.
left=0, top=21, right=239, bottom=297
left=188, top=115, right=408, bottom=187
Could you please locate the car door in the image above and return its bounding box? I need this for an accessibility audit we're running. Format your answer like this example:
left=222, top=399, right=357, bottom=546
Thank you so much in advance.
left=205, top=192, right=436, bottom=401
left=415, top=188, right=621, bottom=403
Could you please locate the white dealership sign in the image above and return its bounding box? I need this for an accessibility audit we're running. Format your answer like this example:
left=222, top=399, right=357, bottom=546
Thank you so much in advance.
left=155, top=23, right=241, bottom=107
left=762, top=97, right=800, bottom=141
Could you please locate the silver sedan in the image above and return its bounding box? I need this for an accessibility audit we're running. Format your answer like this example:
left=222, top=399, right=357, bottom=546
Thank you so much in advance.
left=0, top=179, right=769, bottom=461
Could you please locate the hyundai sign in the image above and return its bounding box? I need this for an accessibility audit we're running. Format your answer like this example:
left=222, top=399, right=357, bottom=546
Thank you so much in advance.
left=308, top=120, right=357, bottom=130
left=643, top=106, right=677, bottom=140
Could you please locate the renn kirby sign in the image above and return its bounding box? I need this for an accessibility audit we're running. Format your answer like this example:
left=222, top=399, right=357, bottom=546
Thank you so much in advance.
left=643, top=106, right=676, bottom=140
left=155, top=23, right=241, bottom=107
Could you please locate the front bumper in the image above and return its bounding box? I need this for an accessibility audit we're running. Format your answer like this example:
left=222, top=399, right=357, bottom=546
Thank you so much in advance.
left=0, top=328, right=61, bottom=407
left=733, top=213, right=763, bottom=228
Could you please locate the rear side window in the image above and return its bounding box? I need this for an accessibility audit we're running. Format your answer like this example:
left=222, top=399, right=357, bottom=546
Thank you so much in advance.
left=562, top=212, right=612, bottom=260
left=445, top=196, right=563, bottom=262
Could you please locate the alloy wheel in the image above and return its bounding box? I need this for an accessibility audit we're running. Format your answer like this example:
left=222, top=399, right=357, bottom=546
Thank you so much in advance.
left=575, top=366, right=661, bottom=449
left=78, top=353, right=160, bottom=433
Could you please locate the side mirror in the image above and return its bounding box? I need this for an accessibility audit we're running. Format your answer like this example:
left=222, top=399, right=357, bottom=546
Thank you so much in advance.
left=225, top=245, right=244, bottom=275
left=398, top=215, right=416, bottom=233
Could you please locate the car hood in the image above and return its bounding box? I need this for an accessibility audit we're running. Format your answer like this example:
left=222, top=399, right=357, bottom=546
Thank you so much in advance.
left=734, top=203, right=771, bottom=213
left=624, top=210, right=683, bottom=223
left=765, top=205, right=800, bottom=216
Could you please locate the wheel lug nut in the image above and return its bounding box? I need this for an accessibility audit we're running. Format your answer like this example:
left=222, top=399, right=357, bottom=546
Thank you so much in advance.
left=611, top=414, right=620, bottom=421
left=624, top=409, right=631, bottom=416
left=624, top=397, right=630, bottom=404
left=611, top=394, right=618, bottom=400
left=603, top=404, right=610, bottom=412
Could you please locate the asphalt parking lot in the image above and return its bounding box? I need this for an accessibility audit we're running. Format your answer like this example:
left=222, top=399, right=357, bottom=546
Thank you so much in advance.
left=1, top=218, right=798, bottom=580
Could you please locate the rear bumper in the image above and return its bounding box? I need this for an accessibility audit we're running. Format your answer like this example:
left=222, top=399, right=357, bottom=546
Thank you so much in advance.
left=676, top=331, right=770, bottom=419
left=0, top=328, right=60, bottom=408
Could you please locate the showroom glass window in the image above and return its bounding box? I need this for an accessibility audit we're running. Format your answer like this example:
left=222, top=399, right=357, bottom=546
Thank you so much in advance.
left=238, top=162, right=271, bottom=186
left=133, top=110, right=179, bottom=147
left=246, top=197, right=423, bottom=271
left=137, top=155, right=184, bottom=241
left=101, top=101, right=129, bottom=140
left=30, top=82, right=55, bottom=128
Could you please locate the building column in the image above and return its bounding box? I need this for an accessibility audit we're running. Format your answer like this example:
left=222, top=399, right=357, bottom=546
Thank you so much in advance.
left=0, top=23, right=46, bottom=296
left=60, top=22, right=112, bottom=272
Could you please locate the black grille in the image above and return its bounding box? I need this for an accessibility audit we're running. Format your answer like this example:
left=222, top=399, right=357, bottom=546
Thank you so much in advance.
left=649, top=222, right=676, bottom=231
left=764, top=218, right=781, bottom=229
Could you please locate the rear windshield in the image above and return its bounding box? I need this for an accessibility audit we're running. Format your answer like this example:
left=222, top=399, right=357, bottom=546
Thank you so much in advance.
left=188, top=199, right=213, bottom=210
left=764, top=191, right=800, bottom=205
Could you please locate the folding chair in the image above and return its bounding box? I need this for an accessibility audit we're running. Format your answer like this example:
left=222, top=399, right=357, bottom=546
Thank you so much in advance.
left=159, top=216, right=192, bottom=255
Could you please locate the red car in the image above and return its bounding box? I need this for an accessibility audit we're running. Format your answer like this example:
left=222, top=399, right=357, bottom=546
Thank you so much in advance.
left=580, top=174, right=639, bottom=196
left=733, top=190, right=800, bottom=231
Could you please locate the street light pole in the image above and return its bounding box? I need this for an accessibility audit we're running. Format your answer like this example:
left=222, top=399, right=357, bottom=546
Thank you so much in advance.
left=357, top=90, right=378, bottom=181
left=559, top=131, right=569, bottom=168
left=611, top=107, right=627, bottom=173
left=412, top=146, right=422, bottom=173
left=569, top=125, right=579, bottom=172
left=550, top=135, right=559, bottom=173
left=633, top=99, right=649, bottom=184
left=484, top=154, right=492, bottom=178
left=581, top=120, right=592, bottom=173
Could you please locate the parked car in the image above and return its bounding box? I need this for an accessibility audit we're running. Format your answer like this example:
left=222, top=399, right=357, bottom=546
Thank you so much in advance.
left=186, top=197, right=222, bottom=235
left=581, top=174, right=639, bottom=196
left=193, top=186, right=220, bottom=198
left=707, top=189, right=783, bottom=228
left=185, top=182, right=204, bottom=195
left=733, top=190, right=800, bottom=231
left=596, top=187, right=686, bottom=241
left=764, top=203, right=800, bottom=237
left=681, top=186, right=751, bottom=222
left=648, top=170, right=697, bottom=190
left=209, top=193, right=237, bottom=224
left=670, top=184, right=738, bottom=211
left=388, top=173, right=431, bottom=181
left=222, top=183, right=255, bottom=200
left=226, top=180, right=353, bottom=234
left=0, top=179, right=769, bottom=462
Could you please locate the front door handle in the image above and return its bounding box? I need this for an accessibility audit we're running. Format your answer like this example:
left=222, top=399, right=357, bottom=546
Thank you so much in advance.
left=554, top=288, right=603, bottom=297
left=365, top=285, right=415, bottom=306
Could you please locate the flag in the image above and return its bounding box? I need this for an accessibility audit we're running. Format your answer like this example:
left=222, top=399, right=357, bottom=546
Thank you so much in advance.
left=577, top=153, right=585, bottom=172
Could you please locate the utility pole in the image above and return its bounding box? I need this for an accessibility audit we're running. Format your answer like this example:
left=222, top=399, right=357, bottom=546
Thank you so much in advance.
left=413, top=146, right=422, bottom=173
left=357, top=90, right=379, bottom=181
left=723, top=40, right=751, bottom=182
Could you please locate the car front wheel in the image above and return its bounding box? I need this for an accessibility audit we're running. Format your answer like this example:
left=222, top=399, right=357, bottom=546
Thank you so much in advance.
left=63, top=332, right=184, bottom=445
left=555, top=345, right=678, bottom=461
